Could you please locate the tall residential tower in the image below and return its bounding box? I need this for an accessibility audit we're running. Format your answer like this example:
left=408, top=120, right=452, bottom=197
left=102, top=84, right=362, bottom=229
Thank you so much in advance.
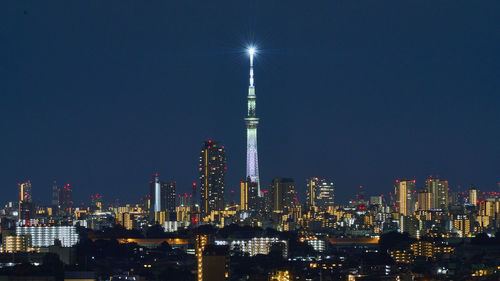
left=199, top=140, right=227, bottom=215
left=395, top=179, right=416, bottom=216
left=245, top=47, right=261, bottom=194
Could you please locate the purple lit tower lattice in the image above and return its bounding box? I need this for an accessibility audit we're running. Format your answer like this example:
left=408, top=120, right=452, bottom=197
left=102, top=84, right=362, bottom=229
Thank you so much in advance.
left=244, top=47, right=261, bottom=195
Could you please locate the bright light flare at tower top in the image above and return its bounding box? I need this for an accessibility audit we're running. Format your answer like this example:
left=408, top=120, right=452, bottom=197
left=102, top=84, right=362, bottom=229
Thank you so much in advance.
left=248, top=46, right=256, bottom=56
left=247, top=46, right=257, bottom=66
left=247, top=45, right=257, bottom=86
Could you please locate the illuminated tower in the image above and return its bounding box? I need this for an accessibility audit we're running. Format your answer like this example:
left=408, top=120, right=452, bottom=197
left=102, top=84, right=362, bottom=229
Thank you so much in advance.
left=395, top=179, right=416, bottom=216
left=199, top=140, right=226, bottom=215
left=306, top=178, right=318, bottom=208
left=469, top=188, right=478, bottom=206
left=19, top=181, right=32, bottom=203
left=59, top=183, right=73, bottom=216
left=317, top=179, right=335, bottom=209
left=306, top=178, right=335, bottom=209
left=245, top=47, right=261, bottom=194
left=240, top=177, right=259, bottom=211
left=425, top=177, right=449, bottom=211
left=18, top=181, right=33, bottom=223
left=269, top=178, right=296, bottom=212
left=192, top=182, right=198, bottom=206
left=150, top=173, right=161, bottom=213
left=417, top=189, right=432, bottom=211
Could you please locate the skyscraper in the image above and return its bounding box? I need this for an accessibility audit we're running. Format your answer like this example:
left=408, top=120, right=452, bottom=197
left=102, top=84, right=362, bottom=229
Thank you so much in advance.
left=18, top=181, right=33, bottom=223
left=317, top=180, right=335, bottom=209
left=51, top=181, right=59, bottom=206
left=425, top=178, right=449, bottom=210
left=240, top=177, right=259, bottom=211
left=59, top=183, right=73, bottom=215
left=306, top=178, right=335, bottom=209
left=245, top=47, right=261, bottom=194
left=162, top=181, right=176, bottom=212
left=305, top=178, right=317, bottom=208
left=417, top=189, right=432, bottom=211
left=395, top=180, right=416, bottom=216
left=19, top=181, right=32, bottom=203
left=469, top=188, right=478, bottom=206
left=240, top=180, right=249, bottom=211
left=150, top=173, right=161, bottom=213
left=199, top=140, right=226, bottom=215
left=269, top=178, right=296, bottom=212
left=192, top=182, right=198, bottom=206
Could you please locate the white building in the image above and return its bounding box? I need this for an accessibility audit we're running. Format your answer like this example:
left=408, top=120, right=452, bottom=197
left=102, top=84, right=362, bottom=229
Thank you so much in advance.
left=216, top=237, right=288, bottom=257
left=163, top=221, right=189, bottom=232
left=16, top=226, right=79, bottom=247
left=307, top=239, right=326, bottom=253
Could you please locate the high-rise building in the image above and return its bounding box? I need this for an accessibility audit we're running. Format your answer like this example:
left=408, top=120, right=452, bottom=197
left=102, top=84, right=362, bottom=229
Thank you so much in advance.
left=192, top=182, right=198, bottom=206
left=150, top=173, right=161, bottom=213
left=51, top=181, right=59, bottom=206
left=59, top=183, right=73, bottom=215
left=162, top=181, right=176, bottom=212
left=400, top=215, right=420, bottom=237
left=469, top=189, right=478, bottom=206
left=199, top=140, right=226, bottom=215
left=91, top=193, right=103, bottom=211
left=425, top=178, right=449, bottom=211
left=306, top=178, right=317, bottom=208
left=240, top=177, right=259, bottom=211
left=395, top=180, right=416, bottom=216
left=19, top=181, right=32, bottom=202
left=196, top=234, right=210, bottom=281
left=18, top=181, right=33, bottom=222
left=269, top=178, right=296, bottom=212
left=245, top=47, right=261, bottom=194
left=417, top=190, right=432, bottom=211
left=240, top=180, right=249, bottom=211
left=306, top=178, right=335, bottom=209
left=317, top=180, right=334, bottom=209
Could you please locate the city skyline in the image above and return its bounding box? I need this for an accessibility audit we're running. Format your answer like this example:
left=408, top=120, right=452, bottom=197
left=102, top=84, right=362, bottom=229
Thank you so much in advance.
left=1, top=1, right=499, bottom=205
left=1, top=2, right=499, bottom=281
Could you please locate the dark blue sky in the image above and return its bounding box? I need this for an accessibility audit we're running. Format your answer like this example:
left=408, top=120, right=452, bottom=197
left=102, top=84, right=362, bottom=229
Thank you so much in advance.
left=1, top=1, right=499, bottom=205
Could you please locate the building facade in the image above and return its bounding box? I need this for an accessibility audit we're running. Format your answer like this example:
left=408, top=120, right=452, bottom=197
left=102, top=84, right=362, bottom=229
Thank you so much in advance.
left=306, top=178, right=334, bottom=209
left=162, top=181, right=176, bottom=212
left=59, top=183, right=73, bottom=215
left=16, top=226, right=79, bottom=247
left=269, top=178, right=296, bottom=213
left=199, top=140, right=226, bottom=215
left=240, top=177, right=259, bottom=211
left=425, top=178, right=449, bottom=210
left=150, top=173, right=161, bottom=213
left=395, top=180, right=416, bottom=216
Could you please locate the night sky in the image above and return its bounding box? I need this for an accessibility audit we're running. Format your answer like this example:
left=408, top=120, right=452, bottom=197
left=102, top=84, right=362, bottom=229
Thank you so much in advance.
left=1, top=1, right=499, bottom=205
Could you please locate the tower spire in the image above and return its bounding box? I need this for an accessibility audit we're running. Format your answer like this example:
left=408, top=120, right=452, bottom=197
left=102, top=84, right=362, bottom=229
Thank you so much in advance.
left=245, top=46, right=261, bottom=195
left=249, top=47, right=255, bottom=87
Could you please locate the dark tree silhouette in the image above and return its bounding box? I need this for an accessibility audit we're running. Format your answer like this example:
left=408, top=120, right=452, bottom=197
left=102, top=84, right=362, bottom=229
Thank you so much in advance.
left=379, top=231, right=415, bottom=251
